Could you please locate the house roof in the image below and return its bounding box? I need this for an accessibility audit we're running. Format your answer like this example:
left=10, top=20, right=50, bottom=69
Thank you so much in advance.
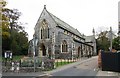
left=84, top=35, right=94, bottom=42
left=47, top=11, right=83, bottom=38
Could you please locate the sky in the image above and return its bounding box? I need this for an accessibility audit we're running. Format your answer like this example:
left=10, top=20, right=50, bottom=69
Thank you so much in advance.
left=119, top=1, right=120, bottom=21
left=6, top=0, right=119, bottom=40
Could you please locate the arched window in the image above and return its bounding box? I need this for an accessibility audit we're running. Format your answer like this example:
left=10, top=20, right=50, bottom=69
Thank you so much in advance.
left=41, top=19, right=49, bottom=39
left=48, top=28, right=49, bottom=38
left=62, top=40, right=68, bottom=52
left=41, top=29, right=43, bottom=39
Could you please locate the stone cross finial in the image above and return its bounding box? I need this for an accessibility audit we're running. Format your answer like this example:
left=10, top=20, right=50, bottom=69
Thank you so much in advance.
left=44, top=5, right=46, bottom=9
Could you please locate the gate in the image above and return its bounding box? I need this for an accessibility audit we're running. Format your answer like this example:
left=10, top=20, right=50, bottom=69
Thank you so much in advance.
left=101, top=51, right=120, bottom=72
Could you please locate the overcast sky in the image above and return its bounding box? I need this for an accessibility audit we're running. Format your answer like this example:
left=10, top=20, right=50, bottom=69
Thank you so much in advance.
left=6, top=0, right=119, bottom=40
left=119, top=1, right=120, bottom=21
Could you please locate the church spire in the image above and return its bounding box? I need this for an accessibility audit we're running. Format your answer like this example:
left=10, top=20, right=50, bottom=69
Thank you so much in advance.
left=92, top=28, right=96, bottom=55
left=92, top=28, right=95, bottom=36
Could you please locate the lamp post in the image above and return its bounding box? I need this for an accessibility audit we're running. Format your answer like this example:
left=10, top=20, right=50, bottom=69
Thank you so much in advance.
left=109, top=27, right=112, bottom=52
left=52, top=32, right=56, bottom=69
left=72, top=43, right=74, bottom=60
left=92, top=28, right=96, bottom=55
left=33, top=37, right=36, bottom=72
left=52, top=32, right=55, bottom=59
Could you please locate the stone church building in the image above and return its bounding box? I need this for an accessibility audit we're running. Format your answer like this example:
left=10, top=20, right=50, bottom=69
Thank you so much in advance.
left=28, top=5, right=96, bottom=59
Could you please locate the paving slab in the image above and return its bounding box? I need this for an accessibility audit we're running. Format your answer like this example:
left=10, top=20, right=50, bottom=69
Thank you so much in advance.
left=96, top=70, right=120, bottom=77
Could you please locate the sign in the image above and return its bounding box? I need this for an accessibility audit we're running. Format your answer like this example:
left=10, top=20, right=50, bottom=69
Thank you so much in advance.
left=4, top=51, right=12, bottom=59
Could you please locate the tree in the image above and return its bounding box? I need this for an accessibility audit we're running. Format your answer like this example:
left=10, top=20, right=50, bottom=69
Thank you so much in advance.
left=112, top=36, right=120, bottom=50
left=1, top=0, right=11, bottom=52
left=96, top=31, right=110, bottom=52
left=2, top=1, right=29, bottom=55
left=2, top=8, right=23, bottom=31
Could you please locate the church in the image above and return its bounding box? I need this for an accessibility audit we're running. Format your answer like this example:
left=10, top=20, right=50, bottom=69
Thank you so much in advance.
left=28, top=5, right=96, bottom=60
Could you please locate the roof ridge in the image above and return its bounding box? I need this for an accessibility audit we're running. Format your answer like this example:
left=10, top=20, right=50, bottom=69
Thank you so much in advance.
left=49, top=13, right=77, bottom=30
left=45, top=10, right=58, bottom=26
left=49, top=13, right=71, bottom=26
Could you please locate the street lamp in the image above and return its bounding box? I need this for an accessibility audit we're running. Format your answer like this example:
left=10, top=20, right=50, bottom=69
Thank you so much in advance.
left=52, top=32, right=55, bottom=59
left=71, top=43, right=74, bottom=60
left=32, top=37, right=36, bottom=72
left=109, top=27, right=113, bottom=52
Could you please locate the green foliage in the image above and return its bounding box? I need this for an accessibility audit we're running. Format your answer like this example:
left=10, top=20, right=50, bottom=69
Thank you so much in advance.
left=2, top=1, right=29, bottom=56
left=96, top=31, right=110, bottom=52
left=55, top=61, right=73, bottom=67
left=2, top=55, right=24, bottom=62
left=112, top=36, right=120, bottom=50
left=12, top=55, right=24, bottom=61
left=96, top=30, right=120, bottom=52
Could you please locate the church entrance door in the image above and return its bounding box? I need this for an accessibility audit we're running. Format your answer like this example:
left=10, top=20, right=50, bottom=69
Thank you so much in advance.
left=40, top=43, right=46, bottom=56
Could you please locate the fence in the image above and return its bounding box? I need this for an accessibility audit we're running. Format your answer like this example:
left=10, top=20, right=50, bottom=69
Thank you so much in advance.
left=101, top=51, right=120, bottom=72
left=2, top=54, right=83, bottom=72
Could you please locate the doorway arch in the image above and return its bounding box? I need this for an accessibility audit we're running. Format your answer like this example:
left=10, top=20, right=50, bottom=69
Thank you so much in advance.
left=40, top=43, right=46, bottom=56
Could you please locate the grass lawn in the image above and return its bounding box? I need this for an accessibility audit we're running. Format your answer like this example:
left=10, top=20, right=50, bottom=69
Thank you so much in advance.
left=55, top=61, right=74, bottom=67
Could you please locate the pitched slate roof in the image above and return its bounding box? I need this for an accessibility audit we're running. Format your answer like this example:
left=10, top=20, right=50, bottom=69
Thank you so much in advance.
left=84, top=35, right=94, bottom=42
left=48, top=12, right=82, bottom=38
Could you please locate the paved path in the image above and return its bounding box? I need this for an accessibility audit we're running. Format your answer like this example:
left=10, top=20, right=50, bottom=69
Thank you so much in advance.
left=2, top=56, right=119, bottom=78
left=97, top=70, right=120, bottom=76
left=38, top=56, right=119, bottom=77
left=46, top=56, right=98, bottom=76
left=44, top=57, right=91, bottom=75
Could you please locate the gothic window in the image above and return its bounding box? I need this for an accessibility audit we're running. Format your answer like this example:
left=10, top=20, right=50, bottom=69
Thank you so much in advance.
left=62, top=40, right=68, bottom=52
left=41, top=29, right=43, bottom=39
left=41, top=19, right=49, bottom=39
left=48, top=28, right=49, bottom=38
